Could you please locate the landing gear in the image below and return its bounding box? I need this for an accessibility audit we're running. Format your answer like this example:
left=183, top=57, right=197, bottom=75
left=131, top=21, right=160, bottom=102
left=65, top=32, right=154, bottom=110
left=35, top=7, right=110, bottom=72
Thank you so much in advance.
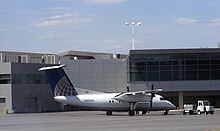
left=210, top=111, right=214, bottom=115
left=129, top=102, right=137, bottom=116
left=163, top=110, right=169, bottom=115
left=129, top=111, right=135, bottom=116
left=141, top=110, right=147, bottom=114
left=106, top=111, right=112, bottom=116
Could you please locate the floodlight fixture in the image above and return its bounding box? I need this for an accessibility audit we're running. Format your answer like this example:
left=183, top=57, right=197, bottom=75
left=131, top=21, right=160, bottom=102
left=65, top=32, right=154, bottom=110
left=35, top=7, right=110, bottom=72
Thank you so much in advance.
left=125, top=22, right=142, bottom=50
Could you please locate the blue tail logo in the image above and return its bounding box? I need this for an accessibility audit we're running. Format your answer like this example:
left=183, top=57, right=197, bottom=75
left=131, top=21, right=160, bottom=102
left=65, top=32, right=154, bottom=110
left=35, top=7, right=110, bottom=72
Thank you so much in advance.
left=39, top=65, right=78, bottom=96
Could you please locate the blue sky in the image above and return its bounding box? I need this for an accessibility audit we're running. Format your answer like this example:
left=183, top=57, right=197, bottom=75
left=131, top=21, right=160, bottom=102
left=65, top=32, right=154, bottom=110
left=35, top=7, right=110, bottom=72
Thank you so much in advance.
left=1, top=0, right=220, bottom=54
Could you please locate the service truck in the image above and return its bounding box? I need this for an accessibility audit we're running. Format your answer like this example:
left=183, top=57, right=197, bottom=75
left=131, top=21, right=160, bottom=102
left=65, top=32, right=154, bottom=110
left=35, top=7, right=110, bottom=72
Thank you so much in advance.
left=182, top=104, right=197, bottom=115
left=183, top=100, right=214, bottom=115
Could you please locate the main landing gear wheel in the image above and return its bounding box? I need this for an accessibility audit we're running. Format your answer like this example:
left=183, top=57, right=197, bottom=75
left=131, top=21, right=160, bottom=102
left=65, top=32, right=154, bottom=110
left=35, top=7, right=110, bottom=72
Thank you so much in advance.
left=129, top=111, right=135, bottom=116
left=142, top=110, right=147, bottom=115
left=106, top=111, right=112, bottom=116
left=129, top=102, right=137, bottom=116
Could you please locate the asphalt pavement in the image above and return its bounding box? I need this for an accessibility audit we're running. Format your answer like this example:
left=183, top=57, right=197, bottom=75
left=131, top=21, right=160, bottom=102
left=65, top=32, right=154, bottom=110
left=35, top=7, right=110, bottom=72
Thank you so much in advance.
left=0, top=110, right=220, bottom=131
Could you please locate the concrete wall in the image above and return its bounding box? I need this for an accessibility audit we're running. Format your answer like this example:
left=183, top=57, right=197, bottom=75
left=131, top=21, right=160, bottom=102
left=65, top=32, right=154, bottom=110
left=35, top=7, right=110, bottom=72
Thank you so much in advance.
left=0, top=84, right=12, bottom=113
left=0, top=63, right=12, bottom=113
left=61, top=59, right=128, bottom=93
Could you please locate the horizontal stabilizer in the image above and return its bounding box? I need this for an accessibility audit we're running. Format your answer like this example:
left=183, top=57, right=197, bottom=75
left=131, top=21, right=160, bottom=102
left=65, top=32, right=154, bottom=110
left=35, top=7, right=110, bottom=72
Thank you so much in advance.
left=38, top=64, right=65, bottom=71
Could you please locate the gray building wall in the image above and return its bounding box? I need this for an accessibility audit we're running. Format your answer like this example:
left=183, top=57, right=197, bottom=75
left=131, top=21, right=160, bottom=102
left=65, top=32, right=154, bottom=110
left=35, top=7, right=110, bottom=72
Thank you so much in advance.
left=0, top=63, right=12, bottom=114
left=61, top=59, right=128, bottom=93
left=0, top=62, right=61, bottom=113
left=11, top=63, right=61, bottom=113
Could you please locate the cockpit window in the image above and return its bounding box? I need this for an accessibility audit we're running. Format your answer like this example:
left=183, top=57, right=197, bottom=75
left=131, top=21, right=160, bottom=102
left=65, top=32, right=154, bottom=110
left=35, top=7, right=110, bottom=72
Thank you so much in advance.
left=160, top=97, right=166, bottom=100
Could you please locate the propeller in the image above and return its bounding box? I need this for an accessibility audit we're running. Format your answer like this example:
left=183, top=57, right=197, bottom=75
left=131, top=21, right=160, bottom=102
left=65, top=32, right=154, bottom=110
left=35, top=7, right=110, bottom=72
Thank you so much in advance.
left=150, top=84, right=155, bottom=108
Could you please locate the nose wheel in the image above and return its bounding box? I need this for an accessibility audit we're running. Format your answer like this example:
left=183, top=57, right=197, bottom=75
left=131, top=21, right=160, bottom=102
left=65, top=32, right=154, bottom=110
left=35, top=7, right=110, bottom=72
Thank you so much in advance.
left=163, top=110, right=169, bottom=115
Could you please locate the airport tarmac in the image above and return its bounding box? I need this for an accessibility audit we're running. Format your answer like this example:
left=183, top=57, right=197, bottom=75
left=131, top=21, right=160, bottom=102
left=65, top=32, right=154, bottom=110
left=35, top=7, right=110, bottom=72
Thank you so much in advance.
left=0, top=110, right=220, bottom=131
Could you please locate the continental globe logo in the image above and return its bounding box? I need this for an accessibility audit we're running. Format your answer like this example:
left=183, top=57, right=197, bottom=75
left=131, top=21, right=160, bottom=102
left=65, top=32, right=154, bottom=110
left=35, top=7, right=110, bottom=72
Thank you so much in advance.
left=54, top=76, right=76, bottom=96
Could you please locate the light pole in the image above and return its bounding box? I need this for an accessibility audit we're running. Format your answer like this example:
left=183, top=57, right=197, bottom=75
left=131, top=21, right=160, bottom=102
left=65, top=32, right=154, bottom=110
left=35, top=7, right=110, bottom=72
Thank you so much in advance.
left=125, top=22, right=141, bottom=50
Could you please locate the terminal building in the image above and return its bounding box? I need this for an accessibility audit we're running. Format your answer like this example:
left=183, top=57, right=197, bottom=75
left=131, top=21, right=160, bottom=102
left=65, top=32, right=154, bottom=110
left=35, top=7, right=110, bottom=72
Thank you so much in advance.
left=129, top=49, right=220, bottom=108
left=59, top=50, right=128, bottom=93
left=0, top=48, right=220, bottom=114
left=0, top=51, right=60, bottom=114
left=0, top=50, right=127, bottom=114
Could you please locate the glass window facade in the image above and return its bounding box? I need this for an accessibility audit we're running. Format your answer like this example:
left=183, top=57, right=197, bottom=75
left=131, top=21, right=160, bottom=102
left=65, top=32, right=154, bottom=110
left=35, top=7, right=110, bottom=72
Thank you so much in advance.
left=129, top=53, right=220, bottom=81
left=12, top=74, right=48, bottom=84
left=0, top=74, right=48, bottom=84
left=0, top=74, right=11, bottom=84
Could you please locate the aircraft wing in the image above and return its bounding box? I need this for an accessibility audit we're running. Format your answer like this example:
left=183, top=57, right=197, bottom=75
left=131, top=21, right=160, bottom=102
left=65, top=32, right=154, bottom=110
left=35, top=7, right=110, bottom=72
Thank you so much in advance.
left=113, top=89, right=162, bottom=103
left=126, top=89, right=162, bottom=95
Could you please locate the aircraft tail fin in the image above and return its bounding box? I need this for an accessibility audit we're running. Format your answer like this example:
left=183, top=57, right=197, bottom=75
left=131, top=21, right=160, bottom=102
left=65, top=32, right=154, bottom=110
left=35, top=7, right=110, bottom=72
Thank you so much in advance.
left=39, top=64, right=78, bottom=96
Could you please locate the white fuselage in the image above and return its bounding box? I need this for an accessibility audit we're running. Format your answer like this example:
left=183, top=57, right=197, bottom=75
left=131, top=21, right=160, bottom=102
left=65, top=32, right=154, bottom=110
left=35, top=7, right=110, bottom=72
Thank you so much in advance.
left=54, top=93, right=176, bottom=111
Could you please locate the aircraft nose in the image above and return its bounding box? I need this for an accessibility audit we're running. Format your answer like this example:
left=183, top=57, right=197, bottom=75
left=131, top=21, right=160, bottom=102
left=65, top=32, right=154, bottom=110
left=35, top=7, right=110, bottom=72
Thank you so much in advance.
left=169, top=102, right=176, bottom=110
left=166, top=100, right=176, bottom=110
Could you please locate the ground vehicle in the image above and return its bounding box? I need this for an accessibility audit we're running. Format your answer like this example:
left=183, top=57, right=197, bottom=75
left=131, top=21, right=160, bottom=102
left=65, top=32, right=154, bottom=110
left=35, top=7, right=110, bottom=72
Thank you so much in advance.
left=183, top=104, right=197, bottom=115
left=183, top=100, right=214, bottom=115
left=197, top=100, right=214, bottom=115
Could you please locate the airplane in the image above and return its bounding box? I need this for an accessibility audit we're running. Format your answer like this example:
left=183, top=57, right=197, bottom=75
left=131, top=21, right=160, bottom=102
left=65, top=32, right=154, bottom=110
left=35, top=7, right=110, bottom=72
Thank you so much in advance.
left=39, top=64, right=176, bottom=116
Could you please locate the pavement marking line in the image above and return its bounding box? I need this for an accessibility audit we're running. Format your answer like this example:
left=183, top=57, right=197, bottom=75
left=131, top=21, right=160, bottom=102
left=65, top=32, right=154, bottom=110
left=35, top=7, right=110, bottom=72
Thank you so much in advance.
left=205, top=130, right=220, bottom=131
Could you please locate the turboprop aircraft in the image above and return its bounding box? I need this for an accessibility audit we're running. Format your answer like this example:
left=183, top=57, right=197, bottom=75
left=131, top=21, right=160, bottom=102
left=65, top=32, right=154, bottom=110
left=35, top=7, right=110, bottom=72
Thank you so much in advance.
left=39, top=65, right=176, bottom=116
